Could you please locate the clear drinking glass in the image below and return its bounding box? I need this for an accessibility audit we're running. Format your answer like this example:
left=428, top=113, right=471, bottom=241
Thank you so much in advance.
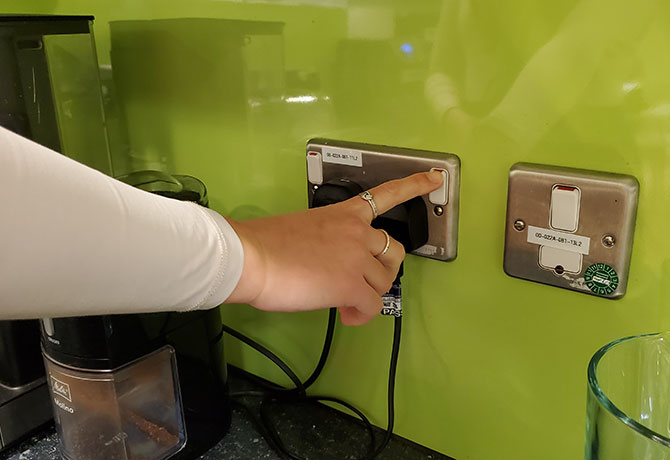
left=586, top=332, right=670, bottom=459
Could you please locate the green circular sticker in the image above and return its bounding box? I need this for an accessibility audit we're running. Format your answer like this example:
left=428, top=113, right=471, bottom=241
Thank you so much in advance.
left=584, top=263, right=619, bottom=296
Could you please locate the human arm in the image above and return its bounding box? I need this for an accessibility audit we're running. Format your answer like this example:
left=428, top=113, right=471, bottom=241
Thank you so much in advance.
left=0, top=126, right=243, bottom=319
left=0, top=126, right=441, bottom=324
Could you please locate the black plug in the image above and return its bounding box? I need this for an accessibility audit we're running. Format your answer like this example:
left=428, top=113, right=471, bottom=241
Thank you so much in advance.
left=312, top=180, right=430, bottom=281
left=312, top=179, right=429, bottom=252
left=371, top=197, right=428, bottom=253
left=311, top=179, right=363, bottom=208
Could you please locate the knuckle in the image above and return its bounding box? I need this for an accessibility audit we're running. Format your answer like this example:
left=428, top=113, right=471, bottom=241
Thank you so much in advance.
left=351, top=219, right=370, bottom=240
left=345, top=197, right=368, bottom=216
left=397, top=242, right=406, bottom=258
left=351, top=250, right=369, bottom=268
left=340, top=215, right=365, bottom=236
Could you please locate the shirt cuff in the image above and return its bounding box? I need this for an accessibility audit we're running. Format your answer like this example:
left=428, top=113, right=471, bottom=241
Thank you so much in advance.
left=193, top=206, right=245, bottom=308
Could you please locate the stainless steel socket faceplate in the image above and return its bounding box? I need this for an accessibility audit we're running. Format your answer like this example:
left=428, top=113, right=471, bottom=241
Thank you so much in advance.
left=504, top=163, right=639, bottom=298
left=306, top=139, right=460, bottom=261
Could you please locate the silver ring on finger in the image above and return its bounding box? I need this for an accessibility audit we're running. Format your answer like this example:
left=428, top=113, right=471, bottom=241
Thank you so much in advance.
left=359, top=191, right=378, bottom=219
left=376, top=229, right=390, bottom=256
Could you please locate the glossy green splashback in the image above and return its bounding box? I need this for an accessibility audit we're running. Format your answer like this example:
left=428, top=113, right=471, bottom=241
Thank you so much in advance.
left=5, top=2, right=670, bottom=459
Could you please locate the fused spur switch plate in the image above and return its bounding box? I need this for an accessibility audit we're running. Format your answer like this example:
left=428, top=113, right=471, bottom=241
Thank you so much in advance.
left=504, top=163, right=639, bottom=298
left=306, top=139, right=460, bottom=261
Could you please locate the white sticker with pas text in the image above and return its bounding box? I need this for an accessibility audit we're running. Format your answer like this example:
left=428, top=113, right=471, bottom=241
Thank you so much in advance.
left=322, top=147, right=363, bottom=167
left=526, top=225, right=590, bottom=255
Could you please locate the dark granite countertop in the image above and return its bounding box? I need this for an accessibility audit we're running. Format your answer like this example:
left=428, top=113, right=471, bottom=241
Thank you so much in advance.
left=1, top=372, right=452, bottom=460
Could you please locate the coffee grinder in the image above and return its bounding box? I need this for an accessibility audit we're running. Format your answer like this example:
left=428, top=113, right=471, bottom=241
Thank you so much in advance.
left=41, top=171, right=232, bottom=460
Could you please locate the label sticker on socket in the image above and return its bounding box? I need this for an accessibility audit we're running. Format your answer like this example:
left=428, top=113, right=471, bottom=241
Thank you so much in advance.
left=322, top=147, right=363, bottom=167
left=526, top=226, right=590, bottom=255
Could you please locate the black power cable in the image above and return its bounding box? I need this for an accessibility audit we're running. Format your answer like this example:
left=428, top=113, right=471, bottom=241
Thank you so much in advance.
left=368, top=314, right=401, bottom=459
left=220, top=322, right=305, bottom=395
left=302, top=307, right=337, bottom=390
left=222, top=288, right=402, bottom=460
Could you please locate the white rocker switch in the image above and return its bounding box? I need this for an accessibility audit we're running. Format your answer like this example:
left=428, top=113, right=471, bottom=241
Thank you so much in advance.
left=306, top=151, right=323, bottom=185
left=550, top=185, right=580, bottom=232
left=428, top=168, right=449, bottom=206
left=539, top=246, right=582, bottom=274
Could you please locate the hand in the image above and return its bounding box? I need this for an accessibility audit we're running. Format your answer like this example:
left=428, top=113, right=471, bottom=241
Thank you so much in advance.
left=225, top=171, right=443, bottom=326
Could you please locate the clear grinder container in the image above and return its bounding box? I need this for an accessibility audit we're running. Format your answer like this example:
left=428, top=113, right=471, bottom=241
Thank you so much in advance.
left=44, top=346, right=186, bottom=460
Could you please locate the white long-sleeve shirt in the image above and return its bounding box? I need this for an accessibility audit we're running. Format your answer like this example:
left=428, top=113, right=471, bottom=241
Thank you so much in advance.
left=0, top=126, right=244, bottom=319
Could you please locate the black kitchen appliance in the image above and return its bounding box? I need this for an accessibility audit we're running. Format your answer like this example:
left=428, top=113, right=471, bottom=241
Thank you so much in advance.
left=0, top=15, right=231, bottom=458
left=0, top=321, right=52, bottom=450
left=0, top=14, right=105, bottom=451
left=41, top=172, right=232, bottom=460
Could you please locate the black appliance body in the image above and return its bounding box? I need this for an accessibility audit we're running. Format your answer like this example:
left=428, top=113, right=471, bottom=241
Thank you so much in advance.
left=41, top=173, right=231, bottom=460
left=0, top=321, right=52, bottom=450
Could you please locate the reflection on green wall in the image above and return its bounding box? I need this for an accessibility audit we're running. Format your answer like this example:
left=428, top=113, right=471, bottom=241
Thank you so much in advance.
left=45, top=33, right=112, bottom=174
left=4, top=1, right=670, bottom=460
left=108, top=18, right=285, bottom=177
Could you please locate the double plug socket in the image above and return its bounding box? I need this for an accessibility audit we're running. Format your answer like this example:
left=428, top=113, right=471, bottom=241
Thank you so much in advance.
left=305, top=139, right=460, bottom=262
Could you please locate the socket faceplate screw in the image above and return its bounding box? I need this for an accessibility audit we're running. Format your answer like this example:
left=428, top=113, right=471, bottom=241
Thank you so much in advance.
left=602, top=234, right=616, bottom=248
left=513, top=219, right=526, bottom=232
left=434, top=206, right=444, bottom=216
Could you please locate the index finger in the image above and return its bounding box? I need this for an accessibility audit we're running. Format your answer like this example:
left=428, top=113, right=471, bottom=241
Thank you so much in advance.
left=366, top=171, right=443, bottom=218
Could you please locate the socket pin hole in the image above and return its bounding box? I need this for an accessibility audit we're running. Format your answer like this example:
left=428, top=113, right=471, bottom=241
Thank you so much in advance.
left=554, top=265, right=565, bottom=275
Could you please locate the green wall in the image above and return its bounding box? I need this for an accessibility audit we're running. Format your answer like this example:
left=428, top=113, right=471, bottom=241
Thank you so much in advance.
left=5, top=1, right=670, bottom=459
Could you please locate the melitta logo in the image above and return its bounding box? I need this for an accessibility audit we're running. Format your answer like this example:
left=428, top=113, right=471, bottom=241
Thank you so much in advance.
left=50, top=376, right=72, bottom=402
